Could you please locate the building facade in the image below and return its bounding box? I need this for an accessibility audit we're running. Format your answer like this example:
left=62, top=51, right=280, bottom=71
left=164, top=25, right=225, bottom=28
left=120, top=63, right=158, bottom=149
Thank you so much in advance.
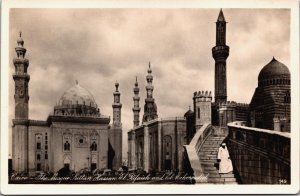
left=11, top=34, right=123, bottom=175
left=128, top=64, right=191, bottom=172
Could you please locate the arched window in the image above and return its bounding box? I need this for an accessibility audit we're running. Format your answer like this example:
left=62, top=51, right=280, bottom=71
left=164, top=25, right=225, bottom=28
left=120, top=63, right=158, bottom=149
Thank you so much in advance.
left=37, top=154, right=41, bottom=161
left=284, top=91, right=291, bottom=103
left=163, top=135, right=172, bottom=170
left=197, top=108, right=200, bottom=119
left=64, top=141, right=70, bottom=151
left=90, top=141, right=97, bottom=151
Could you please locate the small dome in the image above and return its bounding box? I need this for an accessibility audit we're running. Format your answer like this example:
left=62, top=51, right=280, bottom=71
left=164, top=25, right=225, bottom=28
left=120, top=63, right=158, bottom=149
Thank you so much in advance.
left=184, top=106, right=194, bottom=117
left=258, top=57, right=290, bottom=81
left=58, top=82, right=97, bottom=108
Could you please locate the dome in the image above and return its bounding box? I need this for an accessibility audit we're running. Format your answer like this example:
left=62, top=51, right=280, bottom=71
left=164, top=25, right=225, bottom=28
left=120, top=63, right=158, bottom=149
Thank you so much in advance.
left=184, top=106, right=194, bottom=117
left=53, top=81, right=100, bottom=117
left=258, top=57, right=290, bottom=81
left=58, top=82, right=97, bottom=108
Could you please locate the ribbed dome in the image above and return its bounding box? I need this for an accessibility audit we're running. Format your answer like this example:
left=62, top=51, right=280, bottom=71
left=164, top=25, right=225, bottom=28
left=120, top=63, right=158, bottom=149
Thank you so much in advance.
left=58, top=82, right=97, bottom=108
left=258, top=57, right=290, bottom=81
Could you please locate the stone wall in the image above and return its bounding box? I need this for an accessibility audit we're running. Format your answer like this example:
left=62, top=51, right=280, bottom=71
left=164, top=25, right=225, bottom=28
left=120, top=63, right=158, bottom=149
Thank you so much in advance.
left=128, top=117, right=186, bottom=172
left=50, top=122, right=109, bottom=172
left=227, top=122, right=290, bottom=184
left=184, top=124, right=211, bottom=183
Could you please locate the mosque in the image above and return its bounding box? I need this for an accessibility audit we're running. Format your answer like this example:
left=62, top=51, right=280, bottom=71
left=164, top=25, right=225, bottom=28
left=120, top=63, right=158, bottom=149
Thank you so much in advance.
left=12, top=33, right=123, bottom=175
left=127, top=9, right=290, bottom=173
left=11, top=9, right=290, bottom=176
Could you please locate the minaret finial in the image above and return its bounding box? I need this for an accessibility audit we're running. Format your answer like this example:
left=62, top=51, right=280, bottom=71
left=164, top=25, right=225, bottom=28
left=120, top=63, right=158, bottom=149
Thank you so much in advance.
left=115, top=80, right=119, bottom=91
left=136, top=76, right=137, bottom=82
left=148, top=62, right=152, bottom=74
left=75, top=80, right=78, bottom=85
left=189, top=105, right=191, bottom=110
left=217, top=8, right=226, bottom=22
left=17, top=31, right=25, bottom=47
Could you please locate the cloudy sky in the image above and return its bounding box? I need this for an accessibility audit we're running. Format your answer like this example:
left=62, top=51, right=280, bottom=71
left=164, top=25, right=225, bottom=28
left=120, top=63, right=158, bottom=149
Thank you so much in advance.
left=8, top=9, right=290, bottom=157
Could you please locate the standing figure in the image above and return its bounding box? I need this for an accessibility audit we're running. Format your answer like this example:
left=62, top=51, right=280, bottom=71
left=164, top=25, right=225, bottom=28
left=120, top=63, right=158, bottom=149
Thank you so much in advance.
left=217, top=143, right=233, bottom=174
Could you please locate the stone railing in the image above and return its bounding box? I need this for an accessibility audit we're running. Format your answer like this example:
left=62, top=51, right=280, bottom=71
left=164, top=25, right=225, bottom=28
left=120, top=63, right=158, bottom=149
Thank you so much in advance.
left=227, top=122, right=290, bottom=184
left=184, top=123, right=212, bottom=183
left=142, top=117, right=186, bottom=126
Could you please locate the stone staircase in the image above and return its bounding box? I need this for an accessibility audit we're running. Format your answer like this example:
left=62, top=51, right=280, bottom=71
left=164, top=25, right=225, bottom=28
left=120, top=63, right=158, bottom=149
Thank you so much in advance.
left=198, top=133, right=240, bottom=184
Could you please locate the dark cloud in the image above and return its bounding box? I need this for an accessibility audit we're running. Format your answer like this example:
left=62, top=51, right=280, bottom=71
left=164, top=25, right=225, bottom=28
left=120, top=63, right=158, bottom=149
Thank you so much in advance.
left=8, top=9, right=290, bottom=157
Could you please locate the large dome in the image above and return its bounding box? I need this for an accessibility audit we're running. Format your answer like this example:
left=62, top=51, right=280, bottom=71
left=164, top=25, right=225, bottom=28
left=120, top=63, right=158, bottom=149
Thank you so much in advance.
left=54, top=82, right=100, bottom=116
left=258, top=57, right=290, bottom=81
left=58, top=82, right=97, bottom=107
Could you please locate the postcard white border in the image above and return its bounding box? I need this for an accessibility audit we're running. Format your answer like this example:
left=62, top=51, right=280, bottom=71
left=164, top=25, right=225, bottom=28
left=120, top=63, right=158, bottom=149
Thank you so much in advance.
left=1, top=0, right=299, bottom=194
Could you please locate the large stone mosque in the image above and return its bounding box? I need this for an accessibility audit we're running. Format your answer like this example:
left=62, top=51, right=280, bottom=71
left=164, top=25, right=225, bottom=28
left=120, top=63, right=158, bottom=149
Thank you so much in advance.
left=11, top=9, right=290, bottom=178
left=12, top=33, right=122, bottom=175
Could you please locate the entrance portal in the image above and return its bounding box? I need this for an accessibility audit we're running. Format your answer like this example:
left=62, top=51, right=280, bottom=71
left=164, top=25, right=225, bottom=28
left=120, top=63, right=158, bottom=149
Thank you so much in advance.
left=91, top=163, right=97, bottom=171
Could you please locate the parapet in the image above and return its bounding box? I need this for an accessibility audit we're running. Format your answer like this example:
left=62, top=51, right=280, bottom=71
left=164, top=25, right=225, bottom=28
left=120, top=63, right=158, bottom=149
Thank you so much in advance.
left=219, top=100, right=237, bottom=107
left=236, top=103, right=250, bottom=109
left=193, top=90, right=212, bottom=101
left=219, top=101, right=249, bottom=108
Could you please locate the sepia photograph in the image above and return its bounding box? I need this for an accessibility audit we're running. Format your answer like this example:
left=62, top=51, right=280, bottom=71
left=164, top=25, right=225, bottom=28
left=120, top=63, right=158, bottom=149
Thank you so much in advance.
left=1, top=0, right=299, bottom=194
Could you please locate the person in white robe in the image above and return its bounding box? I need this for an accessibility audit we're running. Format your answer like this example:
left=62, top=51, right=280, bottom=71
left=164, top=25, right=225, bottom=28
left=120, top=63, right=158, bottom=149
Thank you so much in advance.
left=217, top=143, right=233, bottom=174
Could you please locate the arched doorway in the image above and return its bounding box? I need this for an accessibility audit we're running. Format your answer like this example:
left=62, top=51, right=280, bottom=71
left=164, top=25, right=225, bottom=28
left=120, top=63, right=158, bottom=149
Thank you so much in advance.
left=63, top=156, right=71, bottom=170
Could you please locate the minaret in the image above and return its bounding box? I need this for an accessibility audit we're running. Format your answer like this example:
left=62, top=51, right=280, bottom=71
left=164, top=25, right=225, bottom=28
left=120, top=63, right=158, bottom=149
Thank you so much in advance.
left=212, top=9, right=229, bottom=105
left=143, top=62, right=158, bottom=123
left=13, top=32, right=30, bottom=119
left=132, top=76, right=141, bottom=127
left=109, top=81, right=122, bottom=170
left=12, top=32, right=30, bottom=173
left=112, top=81, right=122, bottom=127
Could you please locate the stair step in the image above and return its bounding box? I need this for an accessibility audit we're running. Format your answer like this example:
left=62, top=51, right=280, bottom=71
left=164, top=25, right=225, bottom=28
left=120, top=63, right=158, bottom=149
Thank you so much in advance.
left=224, top=177, right=237, bottom=182
left=200, top=152, right=218, bottom=155
left=209, top=138, right=225, bottom=140
left=201, top=162, right=216, bottom=165
left=224, top=181, right=239, bottom=184
left=200, top=157, right=217, bottom=160
left=220, top=173, right=235, bottom=178
left=209, top=173, right=235, bottom=178
left=207, top=178, right=226, bottom=183
left=201, top=146, right=220, bottom=149
left=205, top=154, right=217, bottom=157
left=202, top=167, right=217, bottom=171
left=202, top=142, right=220, bottom=145
left=200, top=149, right=218, bottom=152
left=207, top=178, right=236, bottom=183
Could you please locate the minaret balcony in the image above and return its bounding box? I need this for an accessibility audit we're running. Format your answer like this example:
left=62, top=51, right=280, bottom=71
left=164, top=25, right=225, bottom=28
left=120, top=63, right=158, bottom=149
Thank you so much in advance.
left=132, top=107, right=141, bottom=112
left=13, top=58, right=29, bottom=65
left=145, top=98, right=155, bottom=102
left=13, top=73, right=30, bottom=80
left=212, top=45, right=229, bottom=60
left=112, top=103, right=122, bottom=108
left=146, top=86, right=153, bottom=90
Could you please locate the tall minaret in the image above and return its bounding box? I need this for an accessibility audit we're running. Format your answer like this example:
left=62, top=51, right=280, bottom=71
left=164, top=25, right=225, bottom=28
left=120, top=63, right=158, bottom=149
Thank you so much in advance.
left=112, top=81, right=122, bottom=126
left=143, top=62, right=158, bottom=123
left=13, top=32, right=30, bottom=119
left=109, top=81, right=122, bottom=170
left=132, top=76, right=141, bottom=127
left=12, top=32, right=30, bottom=173
left=212, top=9, right=229, bottom=105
